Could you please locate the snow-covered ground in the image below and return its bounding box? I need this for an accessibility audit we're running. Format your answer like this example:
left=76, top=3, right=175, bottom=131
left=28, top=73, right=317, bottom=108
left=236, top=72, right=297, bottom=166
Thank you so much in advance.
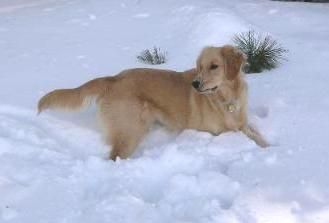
left=1, top=0, right=329, bottom=222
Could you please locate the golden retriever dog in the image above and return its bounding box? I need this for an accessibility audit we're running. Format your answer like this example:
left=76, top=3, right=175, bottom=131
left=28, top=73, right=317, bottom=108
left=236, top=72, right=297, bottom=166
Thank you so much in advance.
left=38, top=45, right=268, bottom=160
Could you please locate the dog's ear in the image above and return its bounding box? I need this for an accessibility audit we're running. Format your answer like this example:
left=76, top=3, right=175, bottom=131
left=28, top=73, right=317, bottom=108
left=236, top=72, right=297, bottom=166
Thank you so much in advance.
left=221, top=45, right=247, bottom=80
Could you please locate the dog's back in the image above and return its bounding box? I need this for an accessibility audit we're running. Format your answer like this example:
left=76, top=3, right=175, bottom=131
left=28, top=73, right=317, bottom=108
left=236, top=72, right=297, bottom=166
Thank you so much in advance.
left=38, top=68, right=196, bottom=115
left=111, top=68, right=195, bottom=121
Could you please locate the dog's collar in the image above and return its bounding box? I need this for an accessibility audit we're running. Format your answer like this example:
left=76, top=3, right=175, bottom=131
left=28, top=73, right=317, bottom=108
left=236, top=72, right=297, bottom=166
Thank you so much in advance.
left=220, top=100, right=239, bottom=113
left=226, top=102, right=237, bottom=113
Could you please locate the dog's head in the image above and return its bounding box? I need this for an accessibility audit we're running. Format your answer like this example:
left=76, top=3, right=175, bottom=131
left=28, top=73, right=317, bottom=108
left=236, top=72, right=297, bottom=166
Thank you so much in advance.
left=192, top=45, right=246, bottom=94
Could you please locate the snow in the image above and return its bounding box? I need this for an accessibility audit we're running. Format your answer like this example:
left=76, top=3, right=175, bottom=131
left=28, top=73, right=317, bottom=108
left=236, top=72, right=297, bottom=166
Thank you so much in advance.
left=1, top=0, right=329, bottom=222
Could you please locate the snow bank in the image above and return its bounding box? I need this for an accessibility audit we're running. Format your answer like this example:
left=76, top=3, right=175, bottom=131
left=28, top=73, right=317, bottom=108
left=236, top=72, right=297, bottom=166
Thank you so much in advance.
left=0, top=105, right=253, bottom=223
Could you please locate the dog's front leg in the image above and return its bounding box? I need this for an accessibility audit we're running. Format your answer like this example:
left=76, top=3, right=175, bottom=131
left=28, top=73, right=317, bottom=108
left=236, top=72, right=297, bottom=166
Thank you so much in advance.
left=241, top=124, right=269, bottom=148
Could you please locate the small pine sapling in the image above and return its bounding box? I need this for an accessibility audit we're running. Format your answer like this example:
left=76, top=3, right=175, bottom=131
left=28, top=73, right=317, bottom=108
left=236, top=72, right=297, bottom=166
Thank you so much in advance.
left=233, top=30, right=288, bottom=73
left=137, top=47, right=167, bottom=65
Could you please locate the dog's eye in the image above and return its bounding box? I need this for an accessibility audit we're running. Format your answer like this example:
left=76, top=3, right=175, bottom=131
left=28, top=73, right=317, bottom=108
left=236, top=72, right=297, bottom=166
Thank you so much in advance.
left=210, top=64, right=218, bottom=70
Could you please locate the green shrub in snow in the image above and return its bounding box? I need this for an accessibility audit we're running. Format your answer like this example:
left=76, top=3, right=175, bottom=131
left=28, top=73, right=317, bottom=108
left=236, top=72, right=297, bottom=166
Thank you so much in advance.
left=137, top=47, right=167, bottom=65
left=233, top=30, right=288, bottom=74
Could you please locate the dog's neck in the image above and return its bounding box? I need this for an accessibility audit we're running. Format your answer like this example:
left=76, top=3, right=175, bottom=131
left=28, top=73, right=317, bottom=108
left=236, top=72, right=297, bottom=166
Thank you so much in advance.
left=215, top=77, right=242, bottom=113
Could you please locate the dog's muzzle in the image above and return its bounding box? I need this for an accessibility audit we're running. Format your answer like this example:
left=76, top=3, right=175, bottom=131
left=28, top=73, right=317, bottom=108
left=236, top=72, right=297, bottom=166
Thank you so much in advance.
left=192, top=80, right=201, bottom=89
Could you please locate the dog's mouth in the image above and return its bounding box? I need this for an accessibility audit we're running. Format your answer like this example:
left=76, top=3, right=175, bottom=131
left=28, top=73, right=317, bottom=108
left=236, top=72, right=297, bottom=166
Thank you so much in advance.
left=198, top=86, right=218, bottom=94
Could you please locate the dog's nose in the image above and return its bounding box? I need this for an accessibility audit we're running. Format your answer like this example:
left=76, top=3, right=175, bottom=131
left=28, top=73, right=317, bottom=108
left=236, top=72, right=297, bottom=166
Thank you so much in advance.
left=192, top=80, right=201, bottom=89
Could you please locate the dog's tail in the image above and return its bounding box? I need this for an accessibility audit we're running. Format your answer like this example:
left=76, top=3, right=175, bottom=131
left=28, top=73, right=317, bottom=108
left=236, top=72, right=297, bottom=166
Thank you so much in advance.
left=38, top=77, right=113, bottom=114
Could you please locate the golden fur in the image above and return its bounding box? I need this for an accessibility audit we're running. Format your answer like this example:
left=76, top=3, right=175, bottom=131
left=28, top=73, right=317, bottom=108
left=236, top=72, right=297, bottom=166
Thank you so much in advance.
left=38, top=45, right=268, bottom=160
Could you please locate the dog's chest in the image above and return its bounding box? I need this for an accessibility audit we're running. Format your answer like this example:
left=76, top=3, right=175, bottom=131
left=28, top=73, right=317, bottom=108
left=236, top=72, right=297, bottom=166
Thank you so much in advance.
left=206, top=101, right=242, bottom=133
left=188, top=85, right=245, bottom=134
left=201, top=110, right=226, bottom=134
left=219, top=101, right=243, bottom=131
